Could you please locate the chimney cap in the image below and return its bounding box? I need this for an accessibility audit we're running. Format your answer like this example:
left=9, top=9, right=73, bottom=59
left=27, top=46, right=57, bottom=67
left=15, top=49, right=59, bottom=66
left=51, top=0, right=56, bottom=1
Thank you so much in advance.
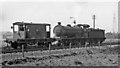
left=58, top=22, right=61, bottom=25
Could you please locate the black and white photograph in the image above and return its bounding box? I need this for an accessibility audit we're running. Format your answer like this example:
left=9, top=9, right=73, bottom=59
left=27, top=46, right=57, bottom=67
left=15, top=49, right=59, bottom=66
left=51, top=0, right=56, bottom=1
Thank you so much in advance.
left=0, top=0, right=119, bottom=68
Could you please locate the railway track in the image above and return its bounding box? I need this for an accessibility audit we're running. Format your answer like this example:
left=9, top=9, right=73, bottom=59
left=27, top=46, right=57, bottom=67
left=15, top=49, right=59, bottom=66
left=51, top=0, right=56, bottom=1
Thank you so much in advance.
left=2, top=42, right=118, bottom=54
left=2, top=45, right=80, bottom=54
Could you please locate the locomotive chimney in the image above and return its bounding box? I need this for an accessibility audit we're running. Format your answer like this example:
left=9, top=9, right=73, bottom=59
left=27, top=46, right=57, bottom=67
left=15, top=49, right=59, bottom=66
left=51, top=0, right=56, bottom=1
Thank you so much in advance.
left=58, top=22, right=61, bottom=25
left=93, top=15, right=96, bottom=29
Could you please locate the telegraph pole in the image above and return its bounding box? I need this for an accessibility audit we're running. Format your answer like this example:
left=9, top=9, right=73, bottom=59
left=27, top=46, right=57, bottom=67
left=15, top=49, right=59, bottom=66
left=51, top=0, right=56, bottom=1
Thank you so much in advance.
left=93, top=15, right=96, bottom=29
left=113, top=13, right=116, bottom=33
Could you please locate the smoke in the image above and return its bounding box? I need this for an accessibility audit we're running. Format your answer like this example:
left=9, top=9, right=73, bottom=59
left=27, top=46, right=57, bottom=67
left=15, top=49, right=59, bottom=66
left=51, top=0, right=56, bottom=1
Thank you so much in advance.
left=72, top=3, right=84, bottom=25
left=74, top=5, right=82, bottom=20
left=0, top=3, right=2, bottom=32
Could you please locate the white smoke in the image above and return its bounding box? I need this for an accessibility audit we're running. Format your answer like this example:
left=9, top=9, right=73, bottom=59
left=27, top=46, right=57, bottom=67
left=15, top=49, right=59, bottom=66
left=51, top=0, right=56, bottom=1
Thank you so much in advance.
left=71, top=4, right=83, bottom=26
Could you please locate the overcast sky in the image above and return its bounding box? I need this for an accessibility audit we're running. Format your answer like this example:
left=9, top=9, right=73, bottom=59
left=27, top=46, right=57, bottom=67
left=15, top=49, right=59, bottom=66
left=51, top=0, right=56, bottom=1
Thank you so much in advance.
left=0, top=1, right=118, bottom=36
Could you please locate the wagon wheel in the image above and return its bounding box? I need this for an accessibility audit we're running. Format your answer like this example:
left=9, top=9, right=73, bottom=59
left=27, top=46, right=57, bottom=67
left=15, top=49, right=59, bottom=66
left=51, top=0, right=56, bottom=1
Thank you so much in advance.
left=56, top=41, right=61, bottom=46
left=11, top=41, right=18, bottom=49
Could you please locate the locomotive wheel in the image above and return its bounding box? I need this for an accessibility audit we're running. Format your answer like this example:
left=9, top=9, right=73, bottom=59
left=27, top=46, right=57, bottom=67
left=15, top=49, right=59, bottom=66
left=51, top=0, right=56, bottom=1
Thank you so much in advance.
left=44, top=42, right=49, bottom=47
left=81, top=41, right=85, bottom=47
left=70, top=40, right=77, bottom=48
left=77, top=42, right=81, bottom=47
left=55, top=40, right=64, bottom=47
left=74, top=41, right=81, bottom=47
left=56, top=41, right=61, bottom=46
left=64, top=40, right=70, bottom=46
left=37, top=42, right=45, bottom=47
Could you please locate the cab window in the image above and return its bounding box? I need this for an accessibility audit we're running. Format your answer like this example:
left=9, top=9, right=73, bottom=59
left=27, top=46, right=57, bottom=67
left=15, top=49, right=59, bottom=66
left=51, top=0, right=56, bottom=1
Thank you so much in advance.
left=14, top=25, right=19, bottom=31
left=46, top=25, right=50, bottom=32
left=19, top=25, right=24, bottom=31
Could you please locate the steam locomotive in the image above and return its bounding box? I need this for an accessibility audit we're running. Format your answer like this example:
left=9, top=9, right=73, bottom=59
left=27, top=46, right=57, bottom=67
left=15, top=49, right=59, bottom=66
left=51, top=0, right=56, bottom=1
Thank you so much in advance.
left=53, top=22, right=106, bottom=46
left=5, top=21, right=106, bottom=49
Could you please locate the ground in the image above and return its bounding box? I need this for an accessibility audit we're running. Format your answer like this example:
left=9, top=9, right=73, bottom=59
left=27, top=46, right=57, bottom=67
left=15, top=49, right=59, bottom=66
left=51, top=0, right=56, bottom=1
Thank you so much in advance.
left=1, top=45, right=119, bottom=66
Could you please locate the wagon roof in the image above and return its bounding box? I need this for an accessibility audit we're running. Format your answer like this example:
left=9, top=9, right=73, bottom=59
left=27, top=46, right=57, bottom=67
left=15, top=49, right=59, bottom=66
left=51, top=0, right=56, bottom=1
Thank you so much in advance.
left=13, top=22, right=50, bottom=25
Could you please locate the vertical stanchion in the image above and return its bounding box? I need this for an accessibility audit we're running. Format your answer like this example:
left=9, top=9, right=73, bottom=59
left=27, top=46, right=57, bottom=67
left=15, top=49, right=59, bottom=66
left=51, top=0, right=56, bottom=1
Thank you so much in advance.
left=22, top=44, right=25, bottom=58
left=10, top=53, right=12, bottom=60
left=80, top=42, right=81, bottom=48
left=98, top=41, right=100, bottom=49
left=7, top=43, right=9, bottom=48
left=69, top=42, right=71, bottom=53
left=49, top=43, right=51, bottom=55
left=62, top=43, right=64, bottom=50
left=85, top=42, right=87, bottom=48
left=110, top=39, right=112, bottom=47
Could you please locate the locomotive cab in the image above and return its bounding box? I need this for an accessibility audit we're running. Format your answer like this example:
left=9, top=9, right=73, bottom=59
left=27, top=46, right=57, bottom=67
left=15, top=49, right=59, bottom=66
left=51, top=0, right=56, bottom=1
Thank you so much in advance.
left=11, top=22, right=26, bottom=41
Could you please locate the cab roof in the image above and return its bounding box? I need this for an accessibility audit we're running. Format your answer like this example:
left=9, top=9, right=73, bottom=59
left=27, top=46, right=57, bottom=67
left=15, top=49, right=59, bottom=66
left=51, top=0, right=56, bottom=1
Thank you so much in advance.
left=13, top=22, right=50, bottom=26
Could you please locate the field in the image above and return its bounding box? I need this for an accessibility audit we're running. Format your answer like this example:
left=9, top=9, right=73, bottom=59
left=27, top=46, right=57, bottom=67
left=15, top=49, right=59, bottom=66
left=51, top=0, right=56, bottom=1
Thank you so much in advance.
left=1, top=45, right=119, bottom=66
left=1, top=39, right=119, bottom=66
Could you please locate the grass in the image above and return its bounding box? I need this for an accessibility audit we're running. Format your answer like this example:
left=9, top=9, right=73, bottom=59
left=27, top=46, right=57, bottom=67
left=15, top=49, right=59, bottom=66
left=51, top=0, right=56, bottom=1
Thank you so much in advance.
left=2, top=51, right=118, bottom=66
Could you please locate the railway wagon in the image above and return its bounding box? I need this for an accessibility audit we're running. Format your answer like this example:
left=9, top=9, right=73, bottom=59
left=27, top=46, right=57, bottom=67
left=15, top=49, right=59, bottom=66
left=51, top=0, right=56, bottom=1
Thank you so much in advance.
left=53, top=22, right=106, bottom=46
left=5, top=22, right=55, bottom=49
